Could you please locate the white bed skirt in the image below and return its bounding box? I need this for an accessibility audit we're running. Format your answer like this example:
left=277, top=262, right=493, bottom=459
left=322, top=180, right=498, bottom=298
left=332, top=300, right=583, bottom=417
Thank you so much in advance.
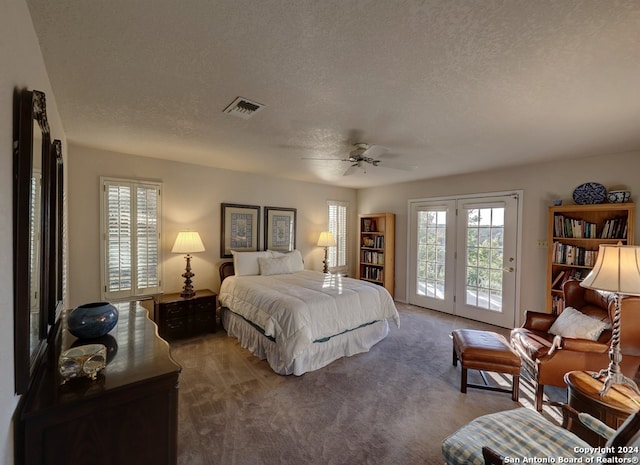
left=221, top=307, right=390, bottom=375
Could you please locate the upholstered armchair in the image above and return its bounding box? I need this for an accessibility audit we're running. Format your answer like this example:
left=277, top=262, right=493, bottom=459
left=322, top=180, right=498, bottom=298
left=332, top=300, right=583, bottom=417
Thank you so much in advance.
left=511, top=279, right=640, bottom=411
left=442, top=403, right=640, bottom=465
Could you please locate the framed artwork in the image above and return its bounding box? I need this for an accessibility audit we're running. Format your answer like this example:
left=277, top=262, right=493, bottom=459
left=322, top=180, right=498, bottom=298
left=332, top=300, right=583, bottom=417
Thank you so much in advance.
left=264, top=206, right=297, bottom=252
left=220, top=203, right=260, bottom=258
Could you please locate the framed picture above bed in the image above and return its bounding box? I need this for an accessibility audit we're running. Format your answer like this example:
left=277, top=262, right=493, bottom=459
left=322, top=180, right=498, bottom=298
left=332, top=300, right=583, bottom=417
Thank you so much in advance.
left=264, top=206, right=296, bottom=252
left=221, top=203, right=260, bottom=258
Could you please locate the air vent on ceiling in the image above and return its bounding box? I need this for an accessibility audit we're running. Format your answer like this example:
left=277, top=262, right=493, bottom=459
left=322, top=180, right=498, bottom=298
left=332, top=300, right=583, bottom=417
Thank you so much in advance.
left=223, top=97, right=265, bottom=120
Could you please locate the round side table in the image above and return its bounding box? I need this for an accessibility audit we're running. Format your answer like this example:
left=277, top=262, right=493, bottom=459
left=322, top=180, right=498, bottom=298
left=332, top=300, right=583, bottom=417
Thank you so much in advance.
left=564, top=370, right=640, bottom=446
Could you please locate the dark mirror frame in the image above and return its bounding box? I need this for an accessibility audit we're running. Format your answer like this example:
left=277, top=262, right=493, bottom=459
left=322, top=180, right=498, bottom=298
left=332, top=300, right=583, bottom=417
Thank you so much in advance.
left=47, top=139, right=64, bottom=325
left=14, top=89, right=52, bottom=395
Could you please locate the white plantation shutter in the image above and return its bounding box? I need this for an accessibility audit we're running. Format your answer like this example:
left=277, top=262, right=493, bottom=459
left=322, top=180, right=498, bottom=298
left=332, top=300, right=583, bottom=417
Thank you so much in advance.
left=136, top=185, right=159, bottom=290
left=101, top=178, right=162, bottom=300
left=327, top=201, right=348, bottom=272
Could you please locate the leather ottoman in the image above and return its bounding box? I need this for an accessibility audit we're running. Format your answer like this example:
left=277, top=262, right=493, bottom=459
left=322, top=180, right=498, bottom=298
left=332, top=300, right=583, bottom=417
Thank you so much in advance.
left=452, top=329, right=521, bottom=401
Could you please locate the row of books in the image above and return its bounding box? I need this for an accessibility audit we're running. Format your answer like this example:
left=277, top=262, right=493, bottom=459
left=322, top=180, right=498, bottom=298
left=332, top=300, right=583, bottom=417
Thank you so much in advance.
left=361, top=236, right=385, bottom=248
left=554, top=215, right=597, bottom=238
left=553, top=215, right=628, bottom=239
left=552, top=242, right=598, bottom=267
left=551, top=268, right=589, bottom=290
left=361, top=251, right=384, bottom=265
left=361, top=266, right=384, bottom=282
left=551, top=296, right=566, bottom=314
left=601, top=217, right=628, bottom=239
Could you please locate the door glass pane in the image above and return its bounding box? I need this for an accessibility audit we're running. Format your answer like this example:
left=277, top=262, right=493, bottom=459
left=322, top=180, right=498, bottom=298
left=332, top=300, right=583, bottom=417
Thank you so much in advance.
left=416, top=209, right=446, bottom=299
left=465, top=207, right=505, bottom=311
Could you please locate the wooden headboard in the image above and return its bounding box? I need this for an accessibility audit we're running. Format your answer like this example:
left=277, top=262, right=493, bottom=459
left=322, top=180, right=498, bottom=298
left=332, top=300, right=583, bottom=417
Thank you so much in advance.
left=219, top=261, right=235, bottom=283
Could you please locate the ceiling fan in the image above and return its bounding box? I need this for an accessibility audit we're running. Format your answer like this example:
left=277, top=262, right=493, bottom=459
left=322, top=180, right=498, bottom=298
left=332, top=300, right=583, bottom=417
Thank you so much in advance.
left=303, top=143, right=416, bottom=176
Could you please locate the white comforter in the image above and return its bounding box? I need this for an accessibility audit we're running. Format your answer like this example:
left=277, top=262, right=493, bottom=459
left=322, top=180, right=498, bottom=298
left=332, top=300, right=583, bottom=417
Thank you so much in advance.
left=219, top=270, right=399, bottom=363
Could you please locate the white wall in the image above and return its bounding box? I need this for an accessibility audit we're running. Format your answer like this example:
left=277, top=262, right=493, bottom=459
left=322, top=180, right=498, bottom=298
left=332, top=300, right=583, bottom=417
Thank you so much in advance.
left=67, top=144, right=357, bottom=307
left=0, top=0, right=66, bottom=463
left=358, top=151, right=640, bottom=324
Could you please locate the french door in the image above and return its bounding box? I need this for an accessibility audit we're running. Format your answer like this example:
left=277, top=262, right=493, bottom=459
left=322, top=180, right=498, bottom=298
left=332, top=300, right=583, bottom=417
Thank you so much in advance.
left=408, top=193, right=521, bottom=328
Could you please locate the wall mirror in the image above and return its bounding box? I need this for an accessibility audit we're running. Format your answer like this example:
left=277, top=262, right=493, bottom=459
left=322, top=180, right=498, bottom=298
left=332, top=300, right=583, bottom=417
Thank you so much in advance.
left=14, top=89, right=51, bottom=394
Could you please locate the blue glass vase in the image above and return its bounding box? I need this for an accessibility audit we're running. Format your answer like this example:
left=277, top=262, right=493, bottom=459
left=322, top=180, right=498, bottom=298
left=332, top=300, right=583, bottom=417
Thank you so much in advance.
left=68, top=302, right=119, bottom=339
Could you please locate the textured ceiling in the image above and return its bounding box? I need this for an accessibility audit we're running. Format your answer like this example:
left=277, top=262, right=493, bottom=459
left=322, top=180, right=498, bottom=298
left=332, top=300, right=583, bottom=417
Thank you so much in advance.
left=26, top=0, right=640, bottom=188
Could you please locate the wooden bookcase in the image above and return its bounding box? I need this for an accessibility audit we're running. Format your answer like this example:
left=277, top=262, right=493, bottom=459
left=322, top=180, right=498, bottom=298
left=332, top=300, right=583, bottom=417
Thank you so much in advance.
left=546, top=203, right=635, bottom=313
left=357, top=213, right=395, bottom=297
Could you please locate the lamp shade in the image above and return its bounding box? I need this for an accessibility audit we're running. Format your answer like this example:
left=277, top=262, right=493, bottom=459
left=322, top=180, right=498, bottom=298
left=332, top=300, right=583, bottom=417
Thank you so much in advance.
left=171, top=231, right=205, bottom=254
left=580, top=244, right=640, bottom=296
left=317, top=231, right=336, bottom=247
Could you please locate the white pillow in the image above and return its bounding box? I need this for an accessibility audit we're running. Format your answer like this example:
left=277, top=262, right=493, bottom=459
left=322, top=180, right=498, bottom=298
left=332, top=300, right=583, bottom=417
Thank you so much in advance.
left=258, top=256, right=292, bottom=276
left=231, top=250, right=272, bottom=276
left=269, top=249, right=304, bottom=272
left=548, top=306, right=610, bottom=341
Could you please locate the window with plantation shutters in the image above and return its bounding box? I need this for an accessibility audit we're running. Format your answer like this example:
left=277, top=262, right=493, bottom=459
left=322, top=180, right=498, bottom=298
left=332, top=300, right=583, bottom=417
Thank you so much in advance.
left=101, top=178, right=162, bottom=300
left=327, top=201, right=348, bottom=273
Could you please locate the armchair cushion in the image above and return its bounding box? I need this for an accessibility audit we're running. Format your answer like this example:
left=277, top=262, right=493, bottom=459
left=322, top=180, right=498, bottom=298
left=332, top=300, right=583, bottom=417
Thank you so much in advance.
left=442, top=408, right=592, bottom=465
left=548, top=306, right=610, bottom=341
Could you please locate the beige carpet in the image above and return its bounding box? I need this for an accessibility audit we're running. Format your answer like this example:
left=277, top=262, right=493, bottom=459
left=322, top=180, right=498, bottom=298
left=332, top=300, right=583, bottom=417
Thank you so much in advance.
left=169, top=303, right=566, bottom=465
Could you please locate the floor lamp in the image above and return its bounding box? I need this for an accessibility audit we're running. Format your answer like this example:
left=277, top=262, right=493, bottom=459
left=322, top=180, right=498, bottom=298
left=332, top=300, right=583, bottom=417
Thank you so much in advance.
left=172, top=231, right=205, bottom=298
left=317, top=231, right=336, bottom=273
left=580, top=243, right=640, bottom=396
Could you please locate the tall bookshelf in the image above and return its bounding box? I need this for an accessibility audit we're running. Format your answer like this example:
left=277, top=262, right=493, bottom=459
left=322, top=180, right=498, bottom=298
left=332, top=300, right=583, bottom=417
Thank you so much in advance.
left=357, top=213, right=395, bottom=297
left=546, top=203, right=635, bottom=313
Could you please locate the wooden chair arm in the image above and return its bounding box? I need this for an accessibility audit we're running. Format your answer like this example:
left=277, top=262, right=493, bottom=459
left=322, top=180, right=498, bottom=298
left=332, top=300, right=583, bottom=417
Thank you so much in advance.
left=549, top=401, right=581, bottom=430
left=482, top=446, right=505, bottom=464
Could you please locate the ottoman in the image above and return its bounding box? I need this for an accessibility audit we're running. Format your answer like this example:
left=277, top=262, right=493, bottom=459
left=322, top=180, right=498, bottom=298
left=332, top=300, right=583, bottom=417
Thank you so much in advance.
left=452, top=329, right=521, bottom=401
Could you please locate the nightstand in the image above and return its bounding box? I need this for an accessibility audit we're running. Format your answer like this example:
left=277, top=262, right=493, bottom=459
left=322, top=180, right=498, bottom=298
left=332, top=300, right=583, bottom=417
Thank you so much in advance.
left=153, top=289, right=217, bottom=339
left=565, top=370, right=640, bottom=446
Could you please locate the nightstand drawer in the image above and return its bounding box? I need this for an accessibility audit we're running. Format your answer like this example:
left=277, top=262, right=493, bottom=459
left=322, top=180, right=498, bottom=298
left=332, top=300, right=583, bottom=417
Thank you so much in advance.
left=163, top=302, right=188, bottom=319
left=154, top=289, right=217, bottom=340
left=164, top=318, right=189, bottom=339
left=191, top=296, right=216, bottom=314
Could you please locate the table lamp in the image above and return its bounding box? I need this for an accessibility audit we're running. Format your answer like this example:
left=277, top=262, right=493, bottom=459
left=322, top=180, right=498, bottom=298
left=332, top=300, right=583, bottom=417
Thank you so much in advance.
left=172, top=231, right=205, bottom=298
left=580, top=243, right=640, bottom=396
left=317, top=231, right=336, bottom=273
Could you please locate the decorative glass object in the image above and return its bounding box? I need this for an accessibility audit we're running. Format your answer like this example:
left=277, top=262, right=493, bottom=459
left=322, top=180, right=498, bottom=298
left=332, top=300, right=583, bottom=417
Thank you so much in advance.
left=68, top=302, right=118, bottom=339
left=58, top=344, right=107, bottom=383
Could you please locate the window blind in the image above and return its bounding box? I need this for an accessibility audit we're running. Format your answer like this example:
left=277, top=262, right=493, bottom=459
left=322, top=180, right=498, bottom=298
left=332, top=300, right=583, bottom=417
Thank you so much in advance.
left=327, top=201, right=348, bottom=272
left=101, top=178, right=162, bottom=300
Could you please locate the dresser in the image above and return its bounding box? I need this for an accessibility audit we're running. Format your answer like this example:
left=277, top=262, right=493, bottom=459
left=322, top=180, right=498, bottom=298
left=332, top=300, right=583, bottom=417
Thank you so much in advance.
left=153, top=289, right=217, bottom=339
left=15, top=302, right=182, bottom=465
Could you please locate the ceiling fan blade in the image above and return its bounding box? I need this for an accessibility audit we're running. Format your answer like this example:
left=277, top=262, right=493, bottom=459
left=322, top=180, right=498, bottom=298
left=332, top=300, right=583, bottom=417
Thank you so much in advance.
left=301, top=157, right=350, bottom=161
left=360, top=144, right=388, bottom=159
left=375, top=159, right=417, bottom=171
left=343, top=164, right=358, bottom=176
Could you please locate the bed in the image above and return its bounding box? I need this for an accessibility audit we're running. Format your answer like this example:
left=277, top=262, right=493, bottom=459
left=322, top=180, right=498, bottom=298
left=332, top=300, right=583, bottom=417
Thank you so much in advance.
left=218, top=250, right=399, bottom=375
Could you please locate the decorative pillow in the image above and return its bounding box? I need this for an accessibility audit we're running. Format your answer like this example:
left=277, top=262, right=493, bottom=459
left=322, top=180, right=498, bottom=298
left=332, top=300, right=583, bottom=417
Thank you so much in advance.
left=231, top=250, right=272, bottom=276
left=269, top=249, right=304, bottom=272
left=548, top=306, right=610, bottom=341
left=258, top=256, right=292, bottom=276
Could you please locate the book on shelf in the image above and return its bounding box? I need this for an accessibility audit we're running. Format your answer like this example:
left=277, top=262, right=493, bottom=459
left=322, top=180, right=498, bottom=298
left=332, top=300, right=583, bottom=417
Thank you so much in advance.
left=552, top=296, right=565, bottom=315
left=551, top=271, right=565, bottom=289
left=601, top=216, right=628, bottom=239
left=552, top=242, right=598, bottom=267
left=552, top=269, right=589, bottom=290
left=362, top=251, right=384, bottom=265
left=362, top=266, right=383, bottom=281
left=554, top=215, right=597, bottom=238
